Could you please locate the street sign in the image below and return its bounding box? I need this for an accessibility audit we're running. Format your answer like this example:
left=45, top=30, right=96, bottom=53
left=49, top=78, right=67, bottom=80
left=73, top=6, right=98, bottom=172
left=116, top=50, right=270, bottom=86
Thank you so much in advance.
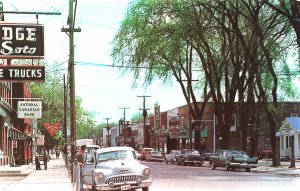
left=17, top=101, right=42, bottom=118
left=0, top=65, right=45, bottom=82
left=0, top=23, right=44, bottom=58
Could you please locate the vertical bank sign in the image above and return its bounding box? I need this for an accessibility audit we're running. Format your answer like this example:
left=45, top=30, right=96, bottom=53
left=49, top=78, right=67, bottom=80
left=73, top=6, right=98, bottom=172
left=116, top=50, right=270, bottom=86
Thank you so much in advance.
left=154, top=104, right=160, bottom=129
left=0, top=23, right=44, bottom=58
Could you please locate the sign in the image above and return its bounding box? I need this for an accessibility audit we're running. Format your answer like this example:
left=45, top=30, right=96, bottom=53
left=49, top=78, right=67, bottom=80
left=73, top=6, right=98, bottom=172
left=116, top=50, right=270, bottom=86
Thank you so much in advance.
left=0, top=65, right=45, bottom=82
left=170, top=132, right=179, bottom=139
left=17, top=101, right=42, bottom=118
left=154, top=104, right=160, bottom=128
left=43, top=123, right=60, bottom=137
left=0, top=23, right=44, bottom=58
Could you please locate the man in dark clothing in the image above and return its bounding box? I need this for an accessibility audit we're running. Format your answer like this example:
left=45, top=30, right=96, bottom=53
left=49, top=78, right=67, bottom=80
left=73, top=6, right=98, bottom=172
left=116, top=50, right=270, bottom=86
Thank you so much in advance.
left=75, top=145, right=86, bottom=191
left=43, top=151, right=48, bottom=170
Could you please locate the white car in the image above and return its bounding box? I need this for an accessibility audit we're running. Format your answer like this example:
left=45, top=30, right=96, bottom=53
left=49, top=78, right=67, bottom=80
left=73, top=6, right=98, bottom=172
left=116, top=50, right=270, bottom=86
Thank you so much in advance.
left=81, top=146, right=152, bottom=191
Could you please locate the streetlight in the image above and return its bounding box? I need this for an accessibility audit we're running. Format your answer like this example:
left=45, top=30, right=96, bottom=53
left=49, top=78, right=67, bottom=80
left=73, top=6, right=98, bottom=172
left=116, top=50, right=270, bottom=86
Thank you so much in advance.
left=289, top=130, right=295, bottom=168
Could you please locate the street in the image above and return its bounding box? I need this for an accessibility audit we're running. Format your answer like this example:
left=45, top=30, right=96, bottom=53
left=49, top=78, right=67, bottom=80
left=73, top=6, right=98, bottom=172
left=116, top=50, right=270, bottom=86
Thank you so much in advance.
left=1, top=158, right=300, bottom=191
left=141, top=161, right=300, bottom=191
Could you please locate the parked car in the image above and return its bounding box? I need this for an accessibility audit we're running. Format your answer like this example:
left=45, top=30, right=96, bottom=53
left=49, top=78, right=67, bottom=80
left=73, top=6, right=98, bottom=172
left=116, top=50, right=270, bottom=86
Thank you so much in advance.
left=164, top=150, right=181, bottom=164
left=209, top=150, right=258, bottom=172
left=140, top=147, right=154, bottom=161
left=175, top=149, right=204, bottom=166
left=81, top=146, right=152, bottom=191
left=145, top=151, right=164, bottom=162
left=135, top=150, right=141, bottom=160
left=203, top=149, right=214, bottom=161
left=85, top=144, right=100, bottom=153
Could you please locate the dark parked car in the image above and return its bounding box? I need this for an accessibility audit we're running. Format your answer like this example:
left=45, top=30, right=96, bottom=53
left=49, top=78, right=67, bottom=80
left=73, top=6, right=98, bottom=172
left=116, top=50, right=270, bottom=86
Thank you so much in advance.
left=210, top=150, right=258, bottom=172
left=203, top=149, right=214, bottom=161
left=175, top=149, right=204, bottom=166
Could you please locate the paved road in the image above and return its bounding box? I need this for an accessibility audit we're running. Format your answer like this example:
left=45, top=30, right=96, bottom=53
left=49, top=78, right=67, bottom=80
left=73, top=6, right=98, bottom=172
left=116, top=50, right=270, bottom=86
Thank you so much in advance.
left=142, top=161, right=300, bottom=191
left=1, top=157, right=299, bottom=191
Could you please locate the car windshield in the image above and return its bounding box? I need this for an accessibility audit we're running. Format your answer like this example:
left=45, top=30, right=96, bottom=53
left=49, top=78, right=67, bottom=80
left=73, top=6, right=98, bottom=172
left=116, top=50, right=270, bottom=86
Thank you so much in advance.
left=151, top=151, right=162, bottom=156
left=186, top=150, right=200, bottom=155
left=233, top=153, right=249, bottom=158
left=97, top=150, right=136, bottom=162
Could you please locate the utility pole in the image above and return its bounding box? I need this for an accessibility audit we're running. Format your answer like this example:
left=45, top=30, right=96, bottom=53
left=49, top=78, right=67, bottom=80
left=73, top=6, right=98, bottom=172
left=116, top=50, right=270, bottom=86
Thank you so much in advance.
left=104, top=118, right=111, bottom=147
left=137, top=95, right=151, bottom=148
left=119, top=107, right=130, bottom=131
left=61, top=0, right=81, bottom=183
left=119, top=107, right=129, bottom=145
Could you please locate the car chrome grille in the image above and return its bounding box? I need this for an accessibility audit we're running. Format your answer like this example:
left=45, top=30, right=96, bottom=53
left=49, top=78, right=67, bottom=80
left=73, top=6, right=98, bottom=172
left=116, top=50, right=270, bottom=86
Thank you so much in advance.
left=105, top=175, right=143, bottom=184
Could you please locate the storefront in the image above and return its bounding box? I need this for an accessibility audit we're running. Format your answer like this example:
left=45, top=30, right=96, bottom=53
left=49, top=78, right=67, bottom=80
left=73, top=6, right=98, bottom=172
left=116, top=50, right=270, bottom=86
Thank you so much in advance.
left=8, top=126, right=32, bottom=165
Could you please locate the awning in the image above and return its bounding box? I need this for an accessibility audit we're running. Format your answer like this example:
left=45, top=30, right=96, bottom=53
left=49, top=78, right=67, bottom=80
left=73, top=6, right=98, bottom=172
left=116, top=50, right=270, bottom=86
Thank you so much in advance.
left=8, top=126, right=31, bottom=141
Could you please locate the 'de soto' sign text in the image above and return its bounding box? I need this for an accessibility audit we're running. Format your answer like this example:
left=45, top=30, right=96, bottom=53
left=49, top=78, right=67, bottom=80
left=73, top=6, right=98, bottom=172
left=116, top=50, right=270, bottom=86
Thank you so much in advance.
left=0, top=23, right=44, bottom=58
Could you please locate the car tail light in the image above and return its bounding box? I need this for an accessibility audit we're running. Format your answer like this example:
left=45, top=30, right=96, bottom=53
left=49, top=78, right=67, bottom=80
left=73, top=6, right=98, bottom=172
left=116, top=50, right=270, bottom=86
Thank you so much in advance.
left=143, top=168, right=151, bottom=176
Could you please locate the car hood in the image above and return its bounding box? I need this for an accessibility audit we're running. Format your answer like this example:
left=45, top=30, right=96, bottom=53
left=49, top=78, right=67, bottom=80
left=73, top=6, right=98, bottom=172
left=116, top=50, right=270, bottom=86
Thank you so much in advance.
left=95, top=160, right=147, bottom=174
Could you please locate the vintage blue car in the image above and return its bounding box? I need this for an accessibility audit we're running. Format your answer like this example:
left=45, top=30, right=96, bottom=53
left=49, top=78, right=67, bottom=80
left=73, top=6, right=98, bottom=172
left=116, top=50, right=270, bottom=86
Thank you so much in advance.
left=209, top=150, right=258, bottom=172
left=81, top=146, right=152, bottom=191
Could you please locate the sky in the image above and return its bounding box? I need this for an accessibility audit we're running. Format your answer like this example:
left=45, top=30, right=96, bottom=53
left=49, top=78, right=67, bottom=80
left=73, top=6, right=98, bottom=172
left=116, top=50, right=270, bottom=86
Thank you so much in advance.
left=2, top=0, right=187, bottom=123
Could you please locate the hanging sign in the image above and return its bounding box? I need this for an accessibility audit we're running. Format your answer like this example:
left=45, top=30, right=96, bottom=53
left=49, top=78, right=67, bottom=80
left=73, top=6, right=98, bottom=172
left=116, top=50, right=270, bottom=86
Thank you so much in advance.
left=0, top=23, right=44, bottom=58
left=43, top=123, right=60, bottom=137
left=17, top=101, right=42, bottom=118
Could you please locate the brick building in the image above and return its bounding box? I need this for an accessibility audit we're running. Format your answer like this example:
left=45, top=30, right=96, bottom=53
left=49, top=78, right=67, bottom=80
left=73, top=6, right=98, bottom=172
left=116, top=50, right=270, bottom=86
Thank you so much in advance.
left=147, top=102, right=300, bottom=156
left=0, top=80, right=33, bottom=166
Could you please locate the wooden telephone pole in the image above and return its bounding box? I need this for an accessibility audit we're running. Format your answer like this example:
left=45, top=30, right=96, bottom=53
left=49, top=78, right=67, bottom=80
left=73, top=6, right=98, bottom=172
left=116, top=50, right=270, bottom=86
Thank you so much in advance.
left=61, top=0, right=81, bottom=183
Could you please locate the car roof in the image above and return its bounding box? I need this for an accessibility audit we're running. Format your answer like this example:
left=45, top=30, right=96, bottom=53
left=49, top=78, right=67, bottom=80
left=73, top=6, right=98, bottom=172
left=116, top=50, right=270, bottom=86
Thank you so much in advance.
left=86, top=145, right=100, bottom=148
left=96, top=146, right=134, bottom=154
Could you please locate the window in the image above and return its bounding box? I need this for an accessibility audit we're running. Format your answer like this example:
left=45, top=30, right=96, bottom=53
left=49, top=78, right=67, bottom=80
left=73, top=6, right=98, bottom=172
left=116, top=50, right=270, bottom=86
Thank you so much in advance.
left=222, top=114, right=236, bottom=132
left=291, top=113, right=298, bottom=117
left=285, top=136, right=289, bottom=149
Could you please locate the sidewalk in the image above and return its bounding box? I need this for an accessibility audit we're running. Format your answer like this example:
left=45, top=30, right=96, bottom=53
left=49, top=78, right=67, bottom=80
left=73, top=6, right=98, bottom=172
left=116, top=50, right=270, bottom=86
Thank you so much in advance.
left=0, top=155, right=74, bottom=191
left=252, top=159, right=300, bottom=176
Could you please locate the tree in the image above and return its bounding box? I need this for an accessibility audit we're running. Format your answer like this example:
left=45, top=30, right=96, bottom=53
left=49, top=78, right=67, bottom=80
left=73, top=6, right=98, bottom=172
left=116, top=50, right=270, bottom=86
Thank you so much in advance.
left=31, top=64, right=97, bottom=149
left=112, top=0, right=299, bottom=163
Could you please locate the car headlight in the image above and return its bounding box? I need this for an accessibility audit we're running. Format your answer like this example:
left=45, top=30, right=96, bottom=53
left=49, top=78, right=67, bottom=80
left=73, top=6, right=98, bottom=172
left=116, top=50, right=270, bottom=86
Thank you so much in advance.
left=95, top=172, right=104, bottom=182
left=143, top=168, right=151, bottom=176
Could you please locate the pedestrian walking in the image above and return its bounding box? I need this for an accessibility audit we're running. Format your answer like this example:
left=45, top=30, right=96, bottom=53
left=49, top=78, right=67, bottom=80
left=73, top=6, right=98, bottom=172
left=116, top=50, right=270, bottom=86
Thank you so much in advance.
left=56, top=150, right=60, bottom=159
left=75, top=145, right=86, bottom=191
left=43, top=150, right=48, bottom=170
left=35, top=153, right=41, bottom=170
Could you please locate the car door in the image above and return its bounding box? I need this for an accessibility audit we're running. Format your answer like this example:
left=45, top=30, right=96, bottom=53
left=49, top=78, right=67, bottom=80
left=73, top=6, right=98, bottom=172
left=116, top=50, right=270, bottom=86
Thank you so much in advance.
left=81, top=152, right=96, bottom=185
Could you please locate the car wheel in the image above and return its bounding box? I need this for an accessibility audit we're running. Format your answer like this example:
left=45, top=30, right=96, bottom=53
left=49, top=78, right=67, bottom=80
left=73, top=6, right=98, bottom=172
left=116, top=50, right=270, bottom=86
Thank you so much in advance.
left=210, top=161, right=216, bottom=170
left=225, top=163, right=230, bottom=171
left=246, top=168, right=251, bottom=172
left=142, top=187, right=149, bottom=191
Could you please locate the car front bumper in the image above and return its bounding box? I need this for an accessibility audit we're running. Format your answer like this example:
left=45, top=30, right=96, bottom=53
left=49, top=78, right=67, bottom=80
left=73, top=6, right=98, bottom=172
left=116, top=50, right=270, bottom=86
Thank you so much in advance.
left=229, top=162, right=258, bottom=169
left=95, top=179, right=152, bottom=190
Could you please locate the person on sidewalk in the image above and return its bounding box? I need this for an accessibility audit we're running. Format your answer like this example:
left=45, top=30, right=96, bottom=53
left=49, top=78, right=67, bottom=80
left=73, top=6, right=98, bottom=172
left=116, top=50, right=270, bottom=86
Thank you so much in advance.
left=43, top=150, right=48, bottom=170
left=56, top=150, right=60, bottom=159
left=75, top=145, right=86, bottom=191
left=35, top=153, right=41, bottom=170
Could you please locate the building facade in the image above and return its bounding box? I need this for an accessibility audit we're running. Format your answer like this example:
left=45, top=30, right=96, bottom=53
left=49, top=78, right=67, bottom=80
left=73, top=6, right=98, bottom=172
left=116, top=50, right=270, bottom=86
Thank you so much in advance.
left=0, top=81, right=33, bottom=166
